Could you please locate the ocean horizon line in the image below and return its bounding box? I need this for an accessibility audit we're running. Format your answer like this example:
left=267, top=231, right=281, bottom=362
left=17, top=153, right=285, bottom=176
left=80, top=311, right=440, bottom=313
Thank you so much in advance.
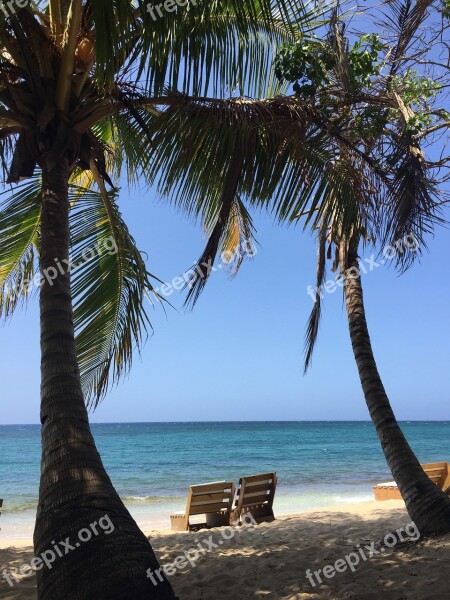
left=1, top=419, right=449, bottom=426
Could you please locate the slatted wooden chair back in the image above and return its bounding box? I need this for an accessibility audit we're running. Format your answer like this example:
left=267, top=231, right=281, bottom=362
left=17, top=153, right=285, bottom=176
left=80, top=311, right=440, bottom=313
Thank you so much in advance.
left=234, top=472, right=277, bottom=524
left=171, top=481, right=235, bottom=531
left=422, top=462, right=450, bottom=491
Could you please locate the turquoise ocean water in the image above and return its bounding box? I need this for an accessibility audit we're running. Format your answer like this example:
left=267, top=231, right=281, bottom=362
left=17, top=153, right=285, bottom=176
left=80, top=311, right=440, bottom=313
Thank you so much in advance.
left=1, top=421, right=450, bottom=539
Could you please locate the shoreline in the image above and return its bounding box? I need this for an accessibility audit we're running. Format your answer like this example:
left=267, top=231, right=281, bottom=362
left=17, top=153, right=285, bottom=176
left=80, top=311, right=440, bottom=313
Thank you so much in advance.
left=0, top=488, right=377, bottom=543
left=0, top=499, right=404, bottom=549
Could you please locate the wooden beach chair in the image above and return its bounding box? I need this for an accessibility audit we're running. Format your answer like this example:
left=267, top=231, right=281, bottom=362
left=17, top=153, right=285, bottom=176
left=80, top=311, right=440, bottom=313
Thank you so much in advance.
left=233, top=472, right=277, bottom=524
left=373, top=462, right=450, bottom=501
left=170, top=481, right=235, bottom=532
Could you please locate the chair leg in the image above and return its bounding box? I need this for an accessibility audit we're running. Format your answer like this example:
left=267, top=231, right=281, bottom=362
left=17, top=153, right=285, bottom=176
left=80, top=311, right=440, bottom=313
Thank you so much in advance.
left=170, top=515, right=188, bottom=531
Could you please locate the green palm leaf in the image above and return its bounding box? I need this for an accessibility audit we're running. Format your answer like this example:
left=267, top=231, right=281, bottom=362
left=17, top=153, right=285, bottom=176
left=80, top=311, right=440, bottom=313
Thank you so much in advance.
left=146, top=96, right=362, bottom=220
left=304, top=218, right=327, bottom=372
left=141, top=90, right=393, bottom=312
left=69, top=183, right=159, bottom=406
left=0, top=176, right=41, bottom=318
left=90, top=0, right=303, bottom=97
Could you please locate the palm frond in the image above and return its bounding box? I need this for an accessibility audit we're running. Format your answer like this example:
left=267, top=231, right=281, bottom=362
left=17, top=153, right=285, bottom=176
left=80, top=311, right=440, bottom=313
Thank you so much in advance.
left=382, top=0, right=433, bottom=79
left=90, top=0, right=306, bottom=98
left=144, top=95, right=326, bottom=214
left=89, top=0, right=136, bottom=84
left=69, top=183, right=159, bottom=406
left=384, top=132, right=442, bottom=268
left=0, top=176, right=41, bottom=318
left=109, top=108, right=156, bottom=187
left=218, top=196, right=257, bottom=277
left=304, top=219, right=327, bottom=372
left=146, top=95, right=378, bottom=220
left=0, top=134, right=16, bottom=183
left=184, top=145, right=245, bottom=308
left=327, top=7, right=352, bottom=94
left=139, top=94, right=381, bottom=306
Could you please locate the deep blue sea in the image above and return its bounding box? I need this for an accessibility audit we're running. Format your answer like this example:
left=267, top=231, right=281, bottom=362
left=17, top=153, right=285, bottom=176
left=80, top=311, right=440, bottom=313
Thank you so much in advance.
left=1, top=421, right=450, bottom=539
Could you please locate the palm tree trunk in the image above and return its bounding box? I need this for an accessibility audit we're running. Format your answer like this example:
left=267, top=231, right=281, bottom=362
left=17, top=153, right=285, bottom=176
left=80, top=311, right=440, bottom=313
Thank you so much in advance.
left=341, top=244, right=450, bottom=534
left=34, top=157, right=178, bottom=600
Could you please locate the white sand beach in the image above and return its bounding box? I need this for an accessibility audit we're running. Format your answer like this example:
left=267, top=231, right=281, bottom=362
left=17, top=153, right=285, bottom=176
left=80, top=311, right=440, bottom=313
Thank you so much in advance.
left=1, top=500, right=449, bottom=599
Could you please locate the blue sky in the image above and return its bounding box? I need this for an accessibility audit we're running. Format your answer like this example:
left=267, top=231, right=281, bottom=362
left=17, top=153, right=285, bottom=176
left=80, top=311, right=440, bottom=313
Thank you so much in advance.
left=1, top=182, right=449, bottom=424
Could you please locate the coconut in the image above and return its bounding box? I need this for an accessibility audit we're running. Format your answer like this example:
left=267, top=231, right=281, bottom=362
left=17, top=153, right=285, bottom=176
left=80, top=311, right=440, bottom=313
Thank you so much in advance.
left=76, top=38, right=95, bottom=63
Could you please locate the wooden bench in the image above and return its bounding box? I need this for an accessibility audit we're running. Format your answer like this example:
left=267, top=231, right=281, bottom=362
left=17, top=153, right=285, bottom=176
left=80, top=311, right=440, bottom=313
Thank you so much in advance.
left=170, top=481, right=235, bottom=531
left=374, top=462, right=450, bottom=501
left=233, top=472, right=277, bottom=524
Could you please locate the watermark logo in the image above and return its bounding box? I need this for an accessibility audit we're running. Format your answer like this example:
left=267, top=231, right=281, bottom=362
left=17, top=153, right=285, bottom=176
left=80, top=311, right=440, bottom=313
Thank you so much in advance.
left=0, top=0, right=29, bottom=19
left=2, top=515, right=115, bottom=588
left=3, top=236, right=118, bottom=299
left=146, top=0, right=199, bottom=21
left=152, top=239, right=257, bottom=299
left=307, top=233, right=419, bottom=302
left=147, top=512, right=257, bottom=586
left=305, top=521, right=420, bottom=588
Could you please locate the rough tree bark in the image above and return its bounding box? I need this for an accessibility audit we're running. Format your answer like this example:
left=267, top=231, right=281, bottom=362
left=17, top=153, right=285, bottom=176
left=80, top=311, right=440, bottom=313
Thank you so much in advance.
left=34, top=156, right=178, bottom=599
left=342, top=244, right=450, bottom=534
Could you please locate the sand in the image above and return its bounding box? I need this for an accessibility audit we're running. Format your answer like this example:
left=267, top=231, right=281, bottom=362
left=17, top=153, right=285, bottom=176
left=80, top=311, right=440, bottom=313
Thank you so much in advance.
left=1, top=499, right=449, bottom=599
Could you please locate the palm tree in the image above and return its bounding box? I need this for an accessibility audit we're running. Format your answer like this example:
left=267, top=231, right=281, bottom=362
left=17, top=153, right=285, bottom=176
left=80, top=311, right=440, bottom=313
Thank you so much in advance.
left=299, top=1, right=450, bottom=534
left=0, top=1, right=300, bottom=598
left=304, top=218, right=450, bottom=534
left=340, top=233, right=450, bottom=533
left=142, top=1, right=450, bottom=533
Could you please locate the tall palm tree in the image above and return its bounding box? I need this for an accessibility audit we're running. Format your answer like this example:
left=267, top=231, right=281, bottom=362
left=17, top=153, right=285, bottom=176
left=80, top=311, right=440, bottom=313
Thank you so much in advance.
left=299, top=1, right=450, bottom=534
left=304, top=218, right=450, bottom=534
left=0, top=1, right=300, bottom=598
left=339, top=233, right=450, bottom=533
left=142, top=0, right=450, bottom=533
